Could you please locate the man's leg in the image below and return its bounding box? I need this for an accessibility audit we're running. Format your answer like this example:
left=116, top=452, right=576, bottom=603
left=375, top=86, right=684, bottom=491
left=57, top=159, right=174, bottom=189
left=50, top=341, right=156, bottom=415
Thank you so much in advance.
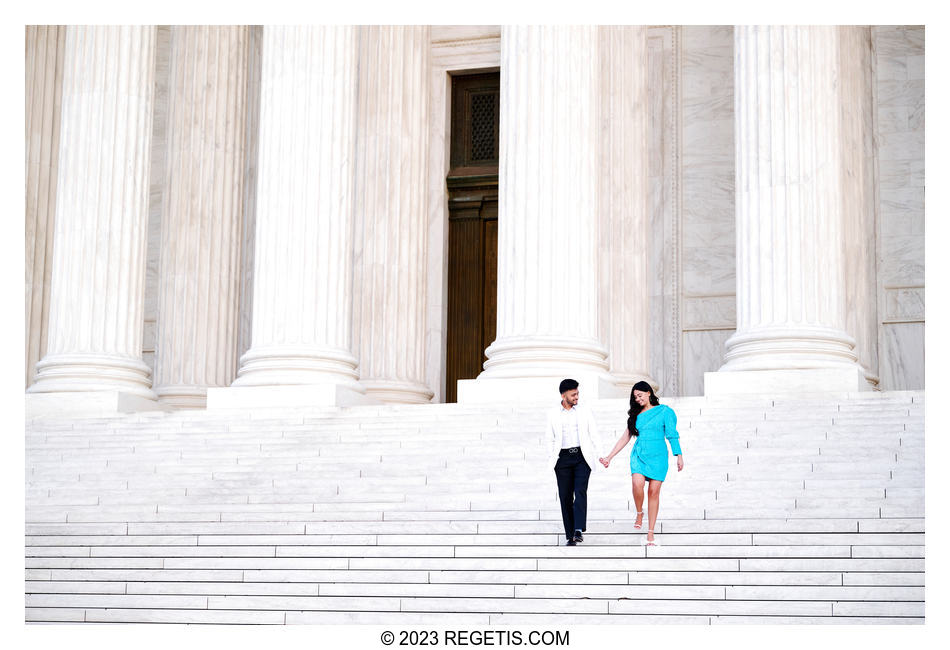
left=572, top=458, right=592, bottom=536
left=554, top=456, right=576, bottom=541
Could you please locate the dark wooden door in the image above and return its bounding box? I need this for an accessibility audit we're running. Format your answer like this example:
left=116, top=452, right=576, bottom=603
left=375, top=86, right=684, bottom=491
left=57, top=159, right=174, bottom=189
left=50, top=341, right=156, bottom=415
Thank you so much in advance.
left=445, top=72, right=499, bottom=402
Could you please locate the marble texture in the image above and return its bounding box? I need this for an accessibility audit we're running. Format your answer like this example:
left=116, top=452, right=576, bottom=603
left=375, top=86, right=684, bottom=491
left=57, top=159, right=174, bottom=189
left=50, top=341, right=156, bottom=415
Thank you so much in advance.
left=683, top=329, right=733, bottom=396
left=231, top=26, right=364, bottom=395
left=683, top=296, right=735, bottom=331
left=881, top=323, right=924, bottom=391
left=884, top=288, right=925, bottom=322
left=25, top=26, right=65, bottom=387
left=153, top=26, right=250, bottom=408
left=677, top=26, right=735, bottom=396
left=353, top=26, right=433, bottom=403
left=28, top=26, right=158, bottom=401
left=873, top=26, right=925, bottom=391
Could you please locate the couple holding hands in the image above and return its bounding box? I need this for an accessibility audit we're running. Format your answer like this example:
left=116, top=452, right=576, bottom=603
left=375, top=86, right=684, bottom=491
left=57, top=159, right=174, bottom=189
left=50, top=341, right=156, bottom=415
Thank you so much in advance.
left=546, top=378, right=684, bottom=547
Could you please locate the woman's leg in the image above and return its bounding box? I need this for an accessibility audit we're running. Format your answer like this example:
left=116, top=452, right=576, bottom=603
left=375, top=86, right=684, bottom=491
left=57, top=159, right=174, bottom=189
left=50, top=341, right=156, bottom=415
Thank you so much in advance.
left=646, top=479, right=663, bottom=541
left=631, top=474, right=645, bottom=527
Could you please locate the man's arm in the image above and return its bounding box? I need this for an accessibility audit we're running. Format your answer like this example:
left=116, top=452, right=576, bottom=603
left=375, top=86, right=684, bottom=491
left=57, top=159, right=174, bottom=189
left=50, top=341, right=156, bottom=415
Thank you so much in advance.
left=545, top=410, right=558, bottom=465
left=586, top=408, right=606, bottom=458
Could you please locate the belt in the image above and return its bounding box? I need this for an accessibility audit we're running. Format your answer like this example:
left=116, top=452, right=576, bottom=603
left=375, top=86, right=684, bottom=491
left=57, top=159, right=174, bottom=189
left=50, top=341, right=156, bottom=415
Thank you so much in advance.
left=560, top=447, right=580, bottom=455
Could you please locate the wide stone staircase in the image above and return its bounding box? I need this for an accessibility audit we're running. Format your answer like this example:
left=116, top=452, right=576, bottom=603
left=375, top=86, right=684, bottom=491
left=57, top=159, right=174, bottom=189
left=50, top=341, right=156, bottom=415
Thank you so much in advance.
left=25, top=391, right=925, bottom=624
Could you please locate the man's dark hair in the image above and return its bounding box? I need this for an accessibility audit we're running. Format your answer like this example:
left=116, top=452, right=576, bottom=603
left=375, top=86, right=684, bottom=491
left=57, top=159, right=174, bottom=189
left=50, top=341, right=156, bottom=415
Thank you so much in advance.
left=559, top=378, right=579, bottom=394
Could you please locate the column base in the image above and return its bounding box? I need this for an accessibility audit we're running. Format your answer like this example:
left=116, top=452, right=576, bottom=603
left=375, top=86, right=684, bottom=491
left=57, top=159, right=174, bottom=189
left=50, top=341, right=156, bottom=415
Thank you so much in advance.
left=457, top=371, right=626, bottom=405
left=206, top=384, right=381, bottom=410
left=361, top=380, right=434, bottom=404
left=26, top=391, right=165, bottom=418
left=481, top=335, right=610, bottom=378
left=28, top=353, right=157, bottom=400
left=156, top=386, right=208, bottom=410
left=704, top=367, right=875, bottom=396
left=610, top=371, right=658, bottom=397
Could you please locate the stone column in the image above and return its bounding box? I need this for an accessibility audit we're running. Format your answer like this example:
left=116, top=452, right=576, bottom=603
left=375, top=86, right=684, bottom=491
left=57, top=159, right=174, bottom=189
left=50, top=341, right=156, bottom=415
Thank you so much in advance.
left=27, top=26, right=158, bottom=413
left=209, top=26, right=369, bottom=409
left=152, top=26, right=249, bottom=408
left=706, top=26, right=871, bottom=394
left=458, top=26, right=616, bottom=403
left=838, top=26, right=879, bottom=388
left=353, top=26, right=433, bottom=404
left=598, top=25, right=656, bottom=395
left=25, top=26, right=65, bottom=388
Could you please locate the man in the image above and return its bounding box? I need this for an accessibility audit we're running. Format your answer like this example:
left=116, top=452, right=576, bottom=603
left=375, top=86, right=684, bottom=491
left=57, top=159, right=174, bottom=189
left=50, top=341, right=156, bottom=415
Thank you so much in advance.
left=546, top=378, right=605, bottom=546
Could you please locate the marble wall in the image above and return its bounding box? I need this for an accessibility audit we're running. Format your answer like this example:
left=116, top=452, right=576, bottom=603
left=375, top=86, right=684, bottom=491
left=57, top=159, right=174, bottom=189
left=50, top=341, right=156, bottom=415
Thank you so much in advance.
left=874, top=26, right=925, bottom=390
left=678, top=26, right=736, bottom=395
left=646, top=26, right=681, bottom=397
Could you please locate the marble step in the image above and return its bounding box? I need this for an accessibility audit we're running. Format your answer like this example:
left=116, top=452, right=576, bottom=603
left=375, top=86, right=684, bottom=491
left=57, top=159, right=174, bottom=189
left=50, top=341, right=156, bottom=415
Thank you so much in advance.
left=20, top=593, right=906, bottom=617
left=25, top=391, right=924, bottom=625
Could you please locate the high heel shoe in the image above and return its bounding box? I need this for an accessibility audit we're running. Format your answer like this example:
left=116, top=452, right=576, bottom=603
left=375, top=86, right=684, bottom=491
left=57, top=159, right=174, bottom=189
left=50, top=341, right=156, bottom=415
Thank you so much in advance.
left=633, top=511, right=644, bottom=530
left=641, top=530, right=659, bottom=547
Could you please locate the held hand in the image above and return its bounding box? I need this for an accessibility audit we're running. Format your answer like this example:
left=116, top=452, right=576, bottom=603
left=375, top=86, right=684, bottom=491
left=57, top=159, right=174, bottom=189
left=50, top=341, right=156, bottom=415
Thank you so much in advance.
left=599, top=457, right=609, bottom=468
left=676, top=455, right=684, bottom=472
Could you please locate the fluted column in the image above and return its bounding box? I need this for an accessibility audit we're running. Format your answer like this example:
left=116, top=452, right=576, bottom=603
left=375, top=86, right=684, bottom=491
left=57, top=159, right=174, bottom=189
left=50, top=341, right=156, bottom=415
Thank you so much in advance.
left=25, top=26, right=65, bottom=388
left=227, top=26, right=364, bottom=398
left=28, top=26, right=157, bottom=403
left=353, top=26, right=433, bottom=404
left=708, top=26, right=870, bottom=393
left=152, top=26, right=249, bottom=408
left=838, top=26, right=879, bottom=388
left=598, top=25, right=655, bottom=393
left=459, top=26, right=614, bottom=402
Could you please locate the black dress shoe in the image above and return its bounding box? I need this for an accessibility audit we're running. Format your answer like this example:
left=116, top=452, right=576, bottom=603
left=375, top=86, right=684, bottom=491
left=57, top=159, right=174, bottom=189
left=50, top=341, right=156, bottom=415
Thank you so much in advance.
left=573, top=532, right=584, bottom=543
left=566, top=538, right=577, bottom=546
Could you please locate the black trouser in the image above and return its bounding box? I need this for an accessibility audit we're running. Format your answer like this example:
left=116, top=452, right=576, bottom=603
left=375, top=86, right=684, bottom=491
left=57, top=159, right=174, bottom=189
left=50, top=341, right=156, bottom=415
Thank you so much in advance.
left=554, top=448, right=591, bottom=540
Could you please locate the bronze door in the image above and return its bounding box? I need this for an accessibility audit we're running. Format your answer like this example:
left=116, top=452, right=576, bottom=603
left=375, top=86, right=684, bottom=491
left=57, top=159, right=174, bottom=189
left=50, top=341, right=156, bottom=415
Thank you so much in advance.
left=445, top=72, right=499, bottom=402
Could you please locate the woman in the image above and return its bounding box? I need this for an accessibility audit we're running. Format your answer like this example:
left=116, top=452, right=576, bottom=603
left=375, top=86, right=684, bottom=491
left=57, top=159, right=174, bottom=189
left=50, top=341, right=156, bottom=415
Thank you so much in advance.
left=599, top=381, right=684, bottom=546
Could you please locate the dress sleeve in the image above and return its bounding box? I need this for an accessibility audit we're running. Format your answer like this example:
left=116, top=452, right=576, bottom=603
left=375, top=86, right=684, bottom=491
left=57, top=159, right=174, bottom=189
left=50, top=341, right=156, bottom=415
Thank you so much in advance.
left=665, top=406, right=682, bottom=455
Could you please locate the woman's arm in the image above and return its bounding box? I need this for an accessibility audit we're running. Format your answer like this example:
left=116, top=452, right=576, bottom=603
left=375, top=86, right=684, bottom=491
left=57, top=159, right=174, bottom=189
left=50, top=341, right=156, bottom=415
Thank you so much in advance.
left=600, top=428, right=632, bottom=467
left=665, top=407, right=685, bottom=471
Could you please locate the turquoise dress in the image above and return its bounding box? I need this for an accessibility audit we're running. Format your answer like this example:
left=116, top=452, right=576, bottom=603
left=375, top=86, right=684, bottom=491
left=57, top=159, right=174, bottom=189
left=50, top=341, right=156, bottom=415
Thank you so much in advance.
left=630, top=404, right=682, bottom=481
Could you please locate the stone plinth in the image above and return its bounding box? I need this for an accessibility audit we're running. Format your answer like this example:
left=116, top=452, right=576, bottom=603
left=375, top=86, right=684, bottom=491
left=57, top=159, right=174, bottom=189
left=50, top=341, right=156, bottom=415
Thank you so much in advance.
left=704, top=367, right=869, bottom=396
left=206, top=384, right=376, bottom=410
left=26, top=391, right=169, bottom=418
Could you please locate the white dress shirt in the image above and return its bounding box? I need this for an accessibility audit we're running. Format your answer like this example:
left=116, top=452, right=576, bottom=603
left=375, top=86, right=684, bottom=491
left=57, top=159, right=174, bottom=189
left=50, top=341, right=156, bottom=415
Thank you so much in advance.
left=559, top=406, right=581, bottom=449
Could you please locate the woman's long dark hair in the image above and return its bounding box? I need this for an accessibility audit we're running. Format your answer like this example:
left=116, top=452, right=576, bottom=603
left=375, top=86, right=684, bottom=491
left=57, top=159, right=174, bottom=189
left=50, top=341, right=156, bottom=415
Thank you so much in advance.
left=627, top=381, right=659, bottom=437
